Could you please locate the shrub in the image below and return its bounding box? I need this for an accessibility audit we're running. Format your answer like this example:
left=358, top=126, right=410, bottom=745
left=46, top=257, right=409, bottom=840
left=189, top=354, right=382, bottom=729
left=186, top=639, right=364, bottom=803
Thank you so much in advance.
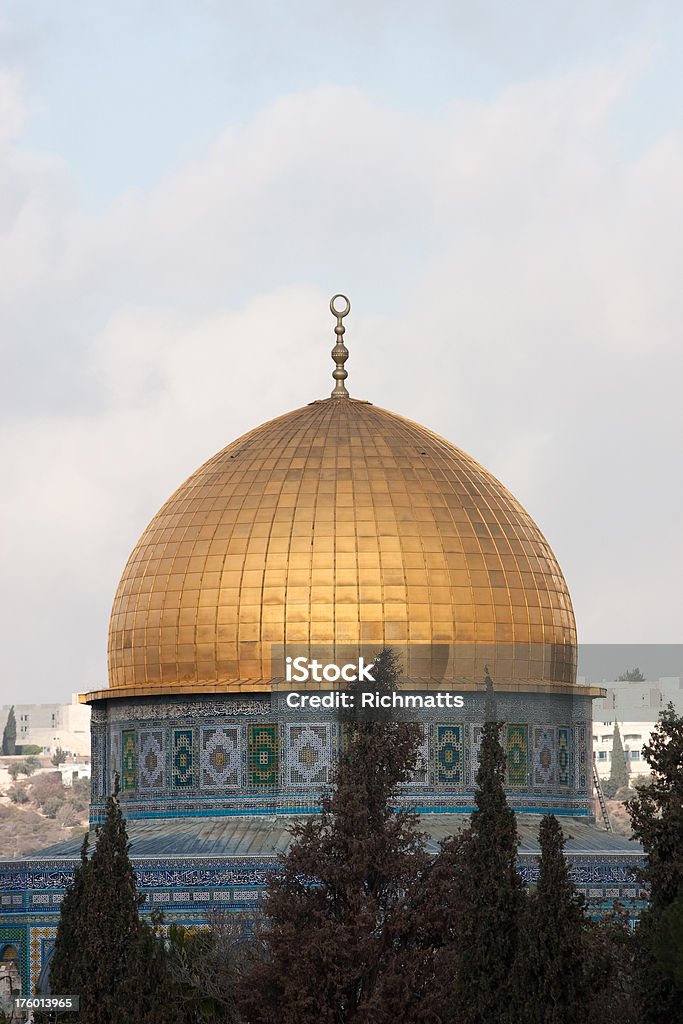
left=602, top=778, right=619, bottom=799
left=29, top=773, right=65, bottom=808
left=68, top=777, right=91, bottom=813
left=43, top=796, right=65, bottom=818
left=19, top=756, right=40, bottom=777
left=56, top=804, right=78, bottom=829
left=9, top=785, right=29, bottom=804
left=16, top=744, right=42, bottom=756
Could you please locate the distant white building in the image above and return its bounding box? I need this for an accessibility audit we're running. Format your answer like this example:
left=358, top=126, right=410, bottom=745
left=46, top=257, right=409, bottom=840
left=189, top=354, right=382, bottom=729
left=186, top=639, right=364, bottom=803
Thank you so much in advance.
left=591, top=677, right=683, bottom=779
left=57, top=762, right=91, bottom=786
left=0, top=693, right=91, bottom=757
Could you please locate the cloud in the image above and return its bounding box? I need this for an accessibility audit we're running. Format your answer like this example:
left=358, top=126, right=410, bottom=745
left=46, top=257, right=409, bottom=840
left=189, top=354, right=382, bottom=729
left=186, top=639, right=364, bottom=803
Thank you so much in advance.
left=1, top=55, right=682, bottom=700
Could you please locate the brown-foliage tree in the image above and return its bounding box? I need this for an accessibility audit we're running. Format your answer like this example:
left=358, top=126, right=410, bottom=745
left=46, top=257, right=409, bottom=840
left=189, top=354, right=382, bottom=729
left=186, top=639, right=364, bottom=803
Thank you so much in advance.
left=584, top=909, right=639, bottom=1024
left=239, top=648, right=426, bottom=1024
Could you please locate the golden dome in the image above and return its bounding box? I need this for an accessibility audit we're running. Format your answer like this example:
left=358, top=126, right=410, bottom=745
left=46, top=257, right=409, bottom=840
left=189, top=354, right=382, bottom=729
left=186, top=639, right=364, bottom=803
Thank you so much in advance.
left=96, top=395, right=577, bottom=701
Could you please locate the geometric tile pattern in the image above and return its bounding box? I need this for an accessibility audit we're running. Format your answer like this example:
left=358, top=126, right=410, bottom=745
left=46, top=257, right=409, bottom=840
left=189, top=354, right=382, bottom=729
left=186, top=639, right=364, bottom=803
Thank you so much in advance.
left=533, top=727, right=556, bottom=786
left=248, top=724, right=278, bottom=787
left=91, top=727, right=107, bottom=800
left=286, top=724, right=330, bottom=786
left=172, top=729, right=194, bottom=789
left=200, top=726, right=241, bottom=789
left=122, top=730, right=137, bottom=792
left=436, top=725, right=463, bottom=785
left=86, top=694, right=596, bottom=817
left=29, top=926, right=56, bottom=994
left=139, top=730, right=165, bottom=789
left=506, top=724, right=528, bottom=787
left=558, top=727, right=570, bottom=786
left=575, top=725, right=588, bottom=791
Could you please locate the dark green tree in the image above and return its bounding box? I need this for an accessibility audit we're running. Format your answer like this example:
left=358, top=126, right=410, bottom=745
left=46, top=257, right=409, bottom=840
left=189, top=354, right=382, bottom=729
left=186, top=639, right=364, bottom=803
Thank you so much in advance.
left=650, top=889, right=683, bottom=989
left=49, top=834, right=91, bottom=998
left=583, top=909, right=639, bottom=1023
left=515, top=815, right=589, bottom=1022
left=239, top=648, right=426, bottom=1024
left=610, top=721, right=629, bottom=792
left=628, top=706, right=683, bottom=909
left=47, top=780, right=179, bottom=1024
left=2, top=706, right=16, bottom=755
left=440, top=715, right=526, bottom=1024
left=627, top=704, right=683, bottom=1023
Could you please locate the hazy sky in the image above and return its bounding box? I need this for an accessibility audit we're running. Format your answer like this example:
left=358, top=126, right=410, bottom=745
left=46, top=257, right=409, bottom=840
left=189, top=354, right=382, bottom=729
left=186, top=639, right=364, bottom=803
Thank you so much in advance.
left=1, top=2, right=682, bottom=703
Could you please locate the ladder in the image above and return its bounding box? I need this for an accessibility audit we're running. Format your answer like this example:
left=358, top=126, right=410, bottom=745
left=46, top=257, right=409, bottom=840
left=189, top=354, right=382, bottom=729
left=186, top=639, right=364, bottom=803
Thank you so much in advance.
left=592, top=756, right=612, bottom=832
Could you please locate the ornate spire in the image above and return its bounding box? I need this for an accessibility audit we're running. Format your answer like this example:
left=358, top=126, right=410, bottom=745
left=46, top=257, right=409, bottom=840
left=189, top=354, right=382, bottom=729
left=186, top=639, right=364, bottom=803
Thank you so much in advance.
left=329, top=294, right=351, bottom=398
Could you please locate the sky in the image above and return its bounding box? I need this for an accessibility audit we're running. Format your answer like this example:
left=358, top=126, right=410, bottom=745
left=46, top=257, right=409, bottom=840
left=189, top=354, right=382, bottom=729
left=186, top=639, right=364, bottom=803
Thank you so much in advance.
left=1, top=2, right=682, bottom=703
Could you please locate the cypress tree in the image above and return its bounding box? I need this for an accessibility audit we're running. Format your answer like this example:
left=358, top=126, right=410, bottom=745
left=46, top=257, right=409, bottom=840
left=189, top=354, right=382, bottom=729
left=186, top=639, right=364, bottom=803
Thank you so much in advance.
left=49, top=834, right=91, bottom=999
left=626, top=704, right=683, bottom=1024
left=610, top=722, right=629, bottom=792
left=239, top=648, right=427, bottom=1024
left=442, top=715, right=526, bottom=1024
left=515, top=815, right=588, bottom=1022
left=77, top=784, right=146, bottom=1021
left=2, top=706, right=16, bottom=756
left=48, top=780, right=179, bottom=1024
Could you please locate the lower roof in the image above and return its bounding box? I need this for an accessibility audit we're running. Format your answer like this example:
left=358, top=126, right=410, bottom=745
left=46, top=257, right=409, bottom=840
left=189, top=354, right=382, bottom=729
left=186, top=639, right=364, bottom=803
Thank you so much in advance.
left=15, top=814, right=642, bottom=862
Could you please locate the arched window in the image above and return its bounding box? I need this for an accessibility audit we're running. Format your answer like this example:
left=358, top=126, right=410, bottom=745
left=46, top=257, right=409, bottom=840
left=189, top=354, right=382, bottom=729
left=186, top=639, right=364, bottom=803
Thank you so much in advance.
left=0, top=944, right=21, bottom=1016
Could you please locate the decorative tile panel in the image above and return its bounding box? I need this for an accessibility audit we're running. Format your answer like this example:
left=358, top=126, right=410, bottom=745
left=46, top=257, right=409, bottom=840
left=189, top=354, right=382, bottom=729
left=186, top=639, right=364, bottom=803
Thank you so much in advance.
left=558, top=727, right=570, bottom=786
left=122, top=731, right=137, bottom=792
left=139, top=730, right=165, bottom=790
left=85, top=693, right=596, bottom=821
left=533, top=727, right=556, bottom=786
left=108, top=699, right=271, bottom=722
left=436, top=725, right=463, bottom=785
left=506, top=725, right=528, bottom=787
left=248, top=724, right=278, bottom=787
left=29, top=926, right=56, bottom=993
left=286, top=724, right=331, bottom=786
left=200, top=726, right=241, bottom=789
left=172, top=729, right=194, bottom=789
left=110, top=729, right=121, bottom=790
left=91, top=727, right=107, bottom=800
left=574, top=725, right=588, bottom=791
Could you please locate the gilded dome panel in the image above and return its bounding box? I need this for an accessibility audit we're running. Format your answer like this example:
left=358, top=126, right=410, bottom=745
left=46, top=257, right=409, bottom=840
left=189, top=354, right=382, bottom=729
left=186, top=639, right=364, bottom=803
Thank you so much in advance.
left=105, top=398, right=577, bottom=695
